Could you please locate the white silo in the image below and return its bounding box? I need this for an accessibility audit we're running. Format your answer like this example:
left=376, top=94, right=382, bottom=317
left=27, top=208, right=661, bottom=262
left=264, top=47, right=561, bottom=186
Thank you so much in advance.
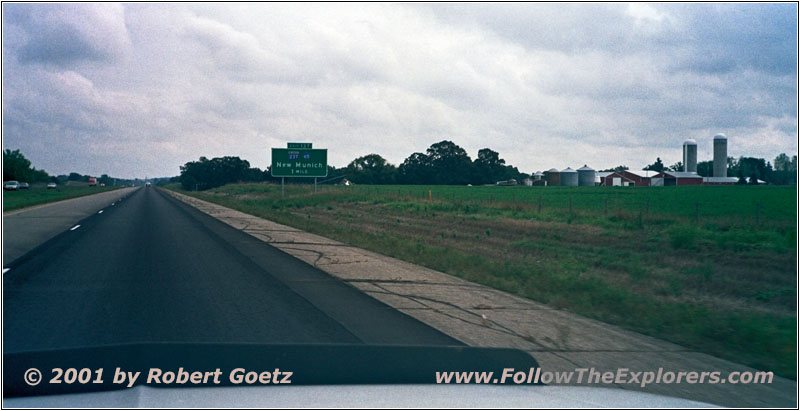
left=683, top=139, right=697, bottom=173
left=577, top=165, right=596, bottom=186
left=560, top=167, right=578, bottom=186
left=713, top=133, right=727, bottom=177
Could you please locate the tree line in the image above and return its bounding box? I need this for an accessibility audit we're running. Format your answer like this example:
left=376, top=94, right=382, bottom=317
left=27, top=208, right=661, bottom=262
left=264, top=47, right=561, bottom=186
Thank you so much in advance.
left=3, top=149, right=140, bottom=186
left=178, top=140, right=526, bottom=190
left=179, top=139, right=797, bottom=190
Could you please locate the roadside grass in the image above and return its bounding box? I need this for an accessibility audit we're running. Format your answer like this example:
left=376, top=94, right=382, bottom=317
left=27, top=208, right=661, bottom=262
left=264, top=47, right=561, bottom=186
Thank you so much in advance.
left=167, top=182, right=797, bottom=378
left=3, top=185, right=121, bottom=212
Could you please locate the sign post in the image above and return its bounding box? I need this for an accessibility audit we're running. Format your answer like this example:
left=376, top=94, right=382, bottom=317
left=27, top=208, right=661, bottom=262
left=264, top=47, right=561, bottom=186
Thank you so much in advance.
left=271, top=143, right=328, bottom=199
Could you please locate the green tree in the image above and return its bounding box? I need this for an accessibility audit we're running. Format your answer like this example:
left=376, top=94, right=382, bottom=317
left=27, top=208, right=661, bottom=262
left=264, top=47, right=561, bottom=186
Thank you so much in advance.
left=3, top=149, right=50, bottom=182
left=425, top=140, right=472, bottom=185
left=3, top=149, right=32, bottom=181
left=599, top=165, right=628, bottom=172
left=472, top=148, right=512, bottom=185
left=643, top=157, right=665, bottom=172
left=179, top=156, right=252, bottom=190
left=697, top=161, right=713, bottom=177
left=398, top=152, right=433, bottom=184
left=668, top=161, right=683, bottom=172
left=774, top=153, right=792, bottom=171
left=346, top=154, right=397, bottom=184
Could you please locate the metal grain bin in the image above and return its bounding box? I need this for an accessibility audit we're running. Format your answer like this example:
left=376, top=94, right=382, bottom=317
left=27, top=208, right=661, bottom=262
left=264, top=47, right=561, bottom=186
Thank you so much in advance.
left=560, top=167, right=578, bottom=186
left=577, top=165, right=595, bottom=186
left=545, top=168, right=560, bottom=186
left=533, top=171, right=544, bottom=181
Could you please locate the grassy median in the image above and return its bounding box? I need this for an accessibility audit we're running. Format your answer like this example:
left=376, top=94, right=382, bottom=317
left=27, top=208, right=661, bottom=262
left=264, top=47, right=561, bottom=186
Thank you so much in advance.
left=168, top=182, right=797, bottom=378
left=3, top=185, right=122, bottom=212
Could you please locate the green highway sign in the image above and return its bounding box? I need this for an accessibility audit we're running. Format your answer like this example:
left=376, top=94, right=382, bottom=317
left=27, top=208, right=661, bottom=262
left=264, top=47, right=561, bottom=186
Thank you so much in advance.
left=287, top=142, right=312, bottom=149
left=271, top=148, right=328, bottom=177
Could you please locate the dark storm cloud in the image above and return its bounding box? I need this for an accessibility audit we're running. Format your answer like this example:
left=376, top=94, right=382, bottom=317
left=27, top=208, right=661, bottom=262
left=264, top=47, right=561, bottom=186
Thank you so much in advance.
left=3, top=3, right=130, bottom=66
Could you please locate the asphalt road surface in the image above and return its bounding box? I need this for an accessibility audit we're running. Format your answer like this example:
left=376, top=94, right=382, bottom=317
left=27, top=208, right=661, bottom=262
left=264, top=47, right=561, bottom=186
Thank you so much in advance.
left=4, top=187, right=461, bottom=353
left=3, top=187, right=137, bottom=264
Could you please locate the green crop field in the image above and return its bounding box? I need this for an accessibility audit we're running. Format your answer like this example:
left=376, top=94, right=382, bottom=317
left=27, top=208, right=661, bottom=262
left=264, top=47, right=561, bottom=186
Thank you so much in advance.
left=3, top=185, right=121, bottom=212
left=168, top=182, right=797, bottom=378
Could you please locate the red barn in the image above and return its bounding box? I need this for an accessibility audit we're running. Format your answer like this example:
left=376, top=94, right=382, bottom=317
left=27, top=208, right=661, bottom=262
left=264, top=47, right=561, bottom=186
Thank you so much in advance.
left=599, top=172, right=635, bottom=186
left=619, top=170, right=655, bottom=186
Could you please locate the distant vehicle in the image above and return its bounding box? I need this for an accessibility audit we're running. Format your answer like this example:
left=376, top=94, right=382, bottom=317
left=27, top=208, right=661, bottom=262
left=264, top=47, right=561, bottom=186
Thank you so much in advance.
left=145, top=181, right=151, bottom=187
left=47, top=182, right=57, bottom=189
left=88, top=177, right=97, bottom=186
left=18, top=182, right=30, bottom=190
left=3, top=181, right=20, bottom=190
left=100, top=183, right=105, bottom=187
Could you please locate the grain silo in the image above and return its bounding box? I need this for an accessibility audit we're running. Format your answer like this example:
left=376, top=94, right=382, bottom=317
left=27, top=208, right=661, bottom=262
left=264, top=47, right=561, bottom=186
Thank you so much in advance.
left=577, top=165, right=595, bottom=186
left=533, top=171, right=544, bottom=181
left=682, top=139, right=697, bottom=173
left=560, top=167, right=578, bottom=186
left=545, top=168, right=560, bottom=186
left=713, top=133, right=727, bottom=177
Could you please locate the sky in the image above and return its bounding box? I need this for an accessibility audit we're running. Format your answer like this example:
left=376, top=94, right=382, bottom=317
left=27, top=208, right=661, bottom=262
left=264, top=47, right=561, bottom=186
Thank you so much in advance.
left=2, top=3, right=797, bottom=179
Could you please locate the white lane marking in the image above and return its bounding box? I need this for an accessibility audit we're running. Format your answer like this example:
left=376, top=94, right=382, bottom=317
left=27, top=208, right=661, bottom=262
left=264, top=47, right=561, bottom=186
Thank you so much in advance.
left=70, top=225, right=81, bottom=231
left=98, top=210, right=104, bottom=214
left=3, top=268, right=9, bottom=274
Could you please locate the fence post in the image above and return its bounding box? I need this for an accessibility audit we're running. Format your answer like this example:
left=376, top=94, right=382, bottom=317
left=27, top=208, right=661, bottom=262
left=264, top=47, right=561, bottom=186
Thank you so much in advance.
left=429, top=190, right=432, bottom=202
left=569, top=197, right=573, bottom=215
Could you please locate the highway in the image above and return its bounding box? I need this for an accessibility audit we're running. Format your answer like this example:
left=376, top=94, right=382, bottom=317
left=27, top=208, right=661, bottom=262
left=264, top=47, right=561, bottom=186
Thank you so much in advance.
left=3, top=187, right=461, bottom=352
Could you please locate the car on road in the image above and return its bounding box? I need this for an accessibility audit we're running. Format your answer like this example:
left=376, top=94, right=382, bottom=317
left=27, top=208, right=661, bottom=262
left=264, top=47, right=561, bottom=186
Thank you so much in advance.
left=18, top=182, right=30, bottom=190
left=47, top=182, right=57, bottom=189
left=3, top=181, right=20, bottom=190
left=145, top=181, right=151, bottom=187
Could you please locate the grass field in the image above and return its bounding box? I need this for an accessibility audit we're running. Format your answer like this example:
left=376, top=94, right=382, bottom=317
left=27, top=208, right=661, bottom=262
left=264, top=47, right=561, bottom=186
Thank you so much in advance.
left=3, top=185, right=121, bottom=212
left=168, top=182, right=797, bottom=378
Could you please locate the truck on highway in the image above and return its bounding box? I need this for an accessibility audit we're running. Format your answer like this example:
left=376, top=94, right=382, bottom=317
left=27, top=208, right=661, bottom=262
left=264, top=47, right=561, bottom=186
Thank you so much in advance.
left=88, top=177, right=97, bottom=186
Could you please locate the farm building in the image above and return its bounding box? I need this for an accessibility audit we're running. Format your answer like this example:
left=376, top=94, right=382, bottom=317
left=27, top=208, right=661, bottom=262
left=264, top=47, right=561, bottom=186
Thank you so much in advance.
left=651, top=171, right=703, bottom=186
left=600, top=171, right=636, bottom=186
left=620, top=170, right=656, bottom=186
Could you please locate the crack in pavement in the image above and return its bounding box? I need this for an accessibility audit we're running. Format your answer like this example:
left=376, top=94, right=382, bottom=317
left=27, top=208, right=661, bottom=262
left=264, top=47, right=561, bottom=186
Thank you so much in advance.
left=367, top=283, right=554, bottom=350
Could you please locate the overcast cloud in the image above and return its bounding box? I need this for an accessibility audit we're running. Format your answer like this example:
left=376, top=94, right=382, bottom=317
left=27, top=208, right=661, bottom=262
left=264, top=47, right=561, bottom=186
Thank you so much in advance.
left=2, top=3, right=797, bottom=178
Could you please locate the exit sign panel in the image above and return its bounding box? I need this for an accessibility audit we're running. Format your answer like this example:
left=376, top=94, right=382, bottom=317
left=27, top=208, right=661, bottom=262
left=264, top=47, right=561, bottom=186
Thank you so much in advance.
left=271, top=148, right=328, bottom=177
left=287, top=142, right=312, bottom=149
